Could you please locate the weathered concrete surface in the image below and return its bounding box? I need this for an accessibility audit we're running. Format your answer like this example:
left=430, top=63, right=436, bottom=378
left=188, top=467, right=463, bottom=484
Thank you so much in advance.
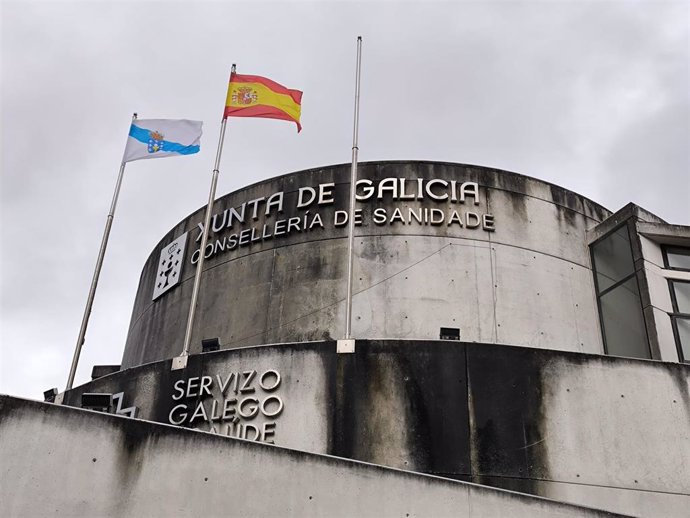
left=62, top=340, right=690, bottom=517
left=122, top=161, right=611, bottom=367
left=482, top=477, right=690, bottom=518
left=0, top=395, right=623, bottom=518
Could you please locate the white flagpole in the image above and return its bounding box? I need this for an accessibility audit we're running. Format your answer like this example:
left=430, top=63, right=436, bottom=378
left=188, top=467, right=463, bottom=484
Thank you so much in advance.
left=174, top=66, right=234, bottom=369
left=65, top=113, right=138, bottom=390
left=344, top=37, right=363, bottom=341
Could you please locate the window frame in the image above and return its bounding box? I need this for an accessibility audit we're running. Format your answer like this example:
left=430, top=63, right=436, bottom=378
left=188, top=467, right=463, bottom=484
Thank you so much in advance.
left=662, top=245, right=690, bottom=272
left=668, top=278, right=690, bottom=363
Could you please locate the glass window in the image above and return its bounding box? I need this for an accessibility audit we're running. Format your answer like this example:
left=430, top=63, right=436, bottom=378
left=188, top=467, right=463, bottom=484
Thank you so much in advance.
left=671, top=281, right=690, bottom=314
left=674, top=318, right=690, bottom=363
left=664, top=246, right=690, bottom=271
left=599, top=277, right=651, bottom=359
left=592, top=226, right=635, bottom=292
left=591, top=224, right=651, bottom=359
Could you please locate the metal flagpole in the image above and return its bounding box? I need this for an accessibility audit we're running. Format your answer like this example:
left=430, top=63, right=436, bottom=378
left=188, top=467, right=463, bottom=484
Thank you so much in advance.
left=344, top=37, right=363, bottom=342
left=173, top=66, right=233, bottom=370
left=65, top=113, right=138, bottom=391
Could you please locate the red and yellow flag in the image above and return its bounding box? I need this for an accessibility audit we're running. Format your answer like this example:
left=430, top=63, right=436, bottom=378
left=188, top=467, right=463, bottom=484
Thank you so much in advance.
left=224, top=73, right=303, bottom=132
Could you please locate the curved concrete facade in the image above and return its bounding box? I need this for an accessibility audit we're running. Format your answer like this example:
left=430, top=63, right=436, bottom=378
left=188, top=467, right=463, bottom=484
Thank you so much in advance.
left=123, top=161, right=611, bottom=369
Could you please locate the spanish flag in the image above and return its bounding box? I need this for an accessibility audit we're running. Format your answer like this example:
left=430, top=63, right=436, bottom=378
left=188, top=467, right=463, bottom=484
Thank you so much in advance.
left=224, top=73, right=303, bottom=132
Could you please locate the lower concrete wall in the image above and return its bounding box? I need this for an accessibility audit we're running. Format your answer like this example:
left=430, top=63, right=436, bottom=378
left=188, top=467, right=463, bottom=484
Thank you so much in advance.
left=0, top=396, right=620, bottom=518
left=58, top=340, right=690, bottom=517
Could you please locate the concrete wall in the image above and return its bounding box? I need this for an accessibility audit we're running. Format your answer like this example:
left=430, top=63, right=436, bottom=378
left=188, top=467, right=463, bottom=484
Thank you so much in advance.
left=64, top=340, right=690, bottom=517
left=0, top=395, right=622, bottom=518
left=122, top=161, right=611, bottom=368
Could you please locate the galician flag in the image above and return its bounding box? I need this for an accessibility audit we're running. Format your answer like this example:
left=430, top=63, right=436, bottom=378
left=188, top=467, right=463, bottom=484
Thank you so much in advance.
left=123, top=119, right=203, bottom=163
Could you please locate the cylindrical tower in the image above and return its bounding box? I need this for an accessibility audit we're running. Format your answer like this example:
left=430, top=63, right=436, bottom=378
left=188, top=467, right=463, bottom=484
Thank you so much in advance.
left=122, top=161, right=611, bottom=368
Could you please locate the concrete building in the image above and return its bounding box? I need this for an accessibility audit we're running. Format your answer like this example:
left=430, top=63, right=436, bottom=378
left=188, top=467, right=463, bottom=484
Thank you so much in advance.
left=2, top=161, right=689, bottom=517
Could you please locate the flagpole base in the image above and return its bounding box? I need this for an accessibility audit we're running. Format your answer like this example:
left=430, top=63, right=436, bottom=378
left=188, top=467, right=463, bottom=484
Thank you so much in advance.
left=171, top=354, right=188, bottom=371
left=337, top=339, right=355, bottom=354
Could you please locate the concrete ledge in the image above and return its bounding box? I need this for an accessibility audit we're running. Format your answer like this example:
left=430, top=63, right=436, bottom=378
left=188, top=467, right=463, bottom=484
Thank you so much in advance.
left=0, top=395, right=623, bottom=518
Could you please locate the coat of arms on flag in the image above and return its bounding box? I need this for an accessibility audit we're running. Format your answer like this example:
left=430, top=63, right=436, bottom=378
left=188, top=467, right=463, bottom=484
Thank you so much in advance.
left=152, top=232, right=188, bottom=300
left=232, top=87, right=258, bottom=106
left=148, top=130, right=165, bottom=153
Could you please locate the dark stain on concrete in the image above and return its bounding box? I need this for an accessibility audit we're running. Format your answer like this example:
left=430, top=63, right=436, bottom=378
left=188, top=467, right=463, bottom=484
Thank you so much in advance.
left=386, top=341, right=470, bottom=475
left=467, top=344, right=550, bottom=490
left=331, top=350, right=358, bottom=459
left=501, top=188, right=529, bottom=221
left=329, top=341, right=471, bottom=475
left=0, top=394, right=24, bottom=423
left=486, top=169, right=529, bottom=196
left=115, top=417, right=153, bottom=491
left=151, top=359, right=193, bottom=425
left=549, top=185, right=580, bottom=228
left=321, top=345, right=338, bottom=454
left=666, top=362, right=690, bottom=409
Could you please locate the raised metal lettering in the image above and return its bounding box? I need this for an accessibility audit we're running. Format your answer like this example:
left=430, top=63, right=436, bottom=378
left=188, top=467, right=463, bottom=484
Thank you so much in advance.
left=259, top=370, right=281, bottom=392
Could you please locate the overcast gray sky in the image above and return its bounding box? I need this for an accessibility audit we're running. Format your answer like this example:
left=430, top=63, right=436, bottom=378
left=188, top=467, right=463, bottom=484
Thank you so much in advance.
left=1, top=0, right=688, bottom=399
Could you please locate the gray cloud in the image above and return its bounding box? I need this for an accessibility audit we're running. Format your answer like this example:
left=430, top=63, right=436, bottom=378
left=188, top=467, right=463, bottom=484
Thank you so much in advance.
left=1, top=0, right=688, bottom=398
